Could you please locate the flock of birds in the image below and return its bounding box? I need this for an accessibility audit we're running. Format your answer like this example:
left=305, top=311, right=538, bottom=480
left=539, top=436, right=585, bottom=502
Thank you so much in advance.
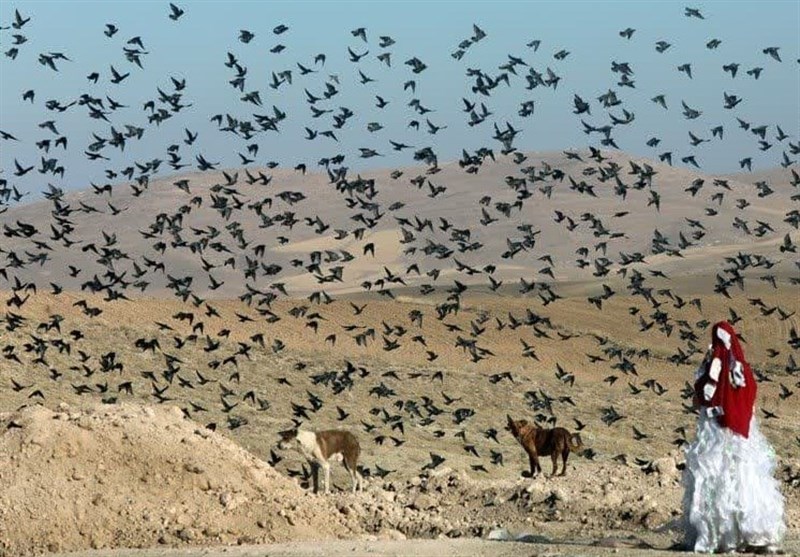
left=0, top=4, right=799, bottom=483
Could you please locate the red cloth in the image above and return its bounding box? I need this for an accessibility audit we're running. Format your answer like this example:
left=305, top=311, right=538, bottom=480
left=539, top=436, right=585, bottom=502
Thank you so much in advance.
left=694, top=321, right=757, bottom=438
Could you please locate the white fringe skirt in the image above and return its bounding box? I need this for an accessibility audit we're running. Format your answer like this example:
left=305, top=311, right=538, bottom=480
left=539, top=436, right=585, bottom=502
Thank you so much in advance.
left=682, top=414, right=786, bottom=553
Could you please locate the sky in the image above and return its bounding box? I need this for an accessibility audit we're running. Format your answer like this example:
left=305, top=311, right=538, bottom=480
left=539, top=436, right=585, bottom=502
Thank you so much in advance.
left=1, top=0, right=799, bottom=200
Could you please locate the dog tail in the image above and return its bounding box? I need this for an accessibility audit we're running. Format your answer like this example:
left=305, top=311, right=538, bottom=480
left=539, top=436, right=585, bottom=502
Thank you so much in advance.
left=569, top=433, right=583, bottom=451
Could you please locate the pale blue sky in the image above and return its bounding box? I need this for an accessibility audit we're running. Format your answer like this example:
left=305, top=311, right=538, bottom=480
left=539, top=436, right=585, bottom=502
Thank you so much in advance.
left=1, top=1, right=799, bottom=198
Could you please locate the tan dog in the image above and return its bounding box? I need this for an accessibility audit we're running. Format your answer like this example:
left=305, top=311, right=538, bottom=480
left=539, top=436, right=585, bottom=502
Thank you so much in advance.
left=506, top=415, right=583, bottom=477
left=278, top=428, right=362, bottom=494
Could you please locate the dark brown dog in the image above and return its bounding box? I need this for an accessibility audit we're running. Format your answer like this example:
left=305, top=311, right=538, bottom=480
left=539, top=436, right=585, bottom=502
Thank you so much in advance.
left=506, top=415, right=583, bottom=477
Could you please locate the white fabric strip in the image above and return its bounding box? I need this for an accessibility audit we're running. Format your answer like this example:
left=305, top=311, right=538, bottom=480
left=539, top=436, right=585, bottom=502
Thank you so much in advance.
left=716, top=327, right=732, bottom=349
left=703, top=358, right=722, bottom=401
left=708, top=358, right=722, bottom=382
left=731, top=361, right=746, bottom=388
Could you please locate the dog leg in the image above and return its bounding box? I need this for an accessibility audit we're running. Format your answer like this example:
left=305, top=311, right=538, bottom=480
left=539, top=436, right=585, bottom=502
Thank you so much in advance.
left=551, top=453, right=558, bottom=477
left=530, top=452, right=542, bottom=477
left=560, top=450, right=569, bottom=476
left=528, top=453, right=537, bottom=477
left=345, top=462, right=354, bottom=494
left=323, top=462, right=331, bottom=494
left=309, top=461, right=319, bottom=493
left=344, top=454, right=359, bottom=493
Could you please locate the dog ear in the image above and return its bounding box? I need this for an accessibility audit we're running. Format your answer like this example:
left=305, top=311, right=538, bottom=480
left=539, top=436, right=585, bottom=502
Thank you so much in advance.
left=278, top=428, right=297, bottom=441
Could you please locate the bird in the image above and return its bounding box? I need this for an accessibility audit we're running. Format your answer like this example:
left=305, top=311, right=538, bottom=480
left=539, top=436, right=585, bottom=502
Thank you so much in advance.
left=12, top=9, right=31, bottom=29
left=422, top=452, right=446, bottom=470
left=109, top=65, right=130, bottom=84
left=677, top=63, right=693, bottom=78
left=351, top=27, right=367, bottom=42
left=684, top=7, right=704, bottom=19
left=763, top=46, right=782, bottom=62
left=168, top=3, right=185, bottom=20
left=655, top=40, right=672, bottom=53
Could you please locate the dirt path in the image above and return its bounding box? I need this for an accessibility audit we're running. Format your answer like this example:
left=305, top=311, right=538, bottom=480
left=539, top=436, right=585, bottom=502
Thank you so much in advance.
left=47, top=536, right=800, bottom=557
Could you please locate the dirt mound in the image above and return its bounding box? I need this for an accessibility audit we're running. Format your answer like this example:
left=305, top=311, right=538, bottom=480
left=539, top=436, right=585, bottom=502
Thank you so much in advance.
left=0, top=403, right=359, bottom=556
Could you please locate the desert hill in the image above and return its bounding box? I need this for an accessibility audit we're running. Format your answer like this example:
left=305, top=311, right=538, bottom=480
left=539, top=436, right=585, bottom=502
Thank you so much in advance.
left=1, top=151, right=797, bottom=300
